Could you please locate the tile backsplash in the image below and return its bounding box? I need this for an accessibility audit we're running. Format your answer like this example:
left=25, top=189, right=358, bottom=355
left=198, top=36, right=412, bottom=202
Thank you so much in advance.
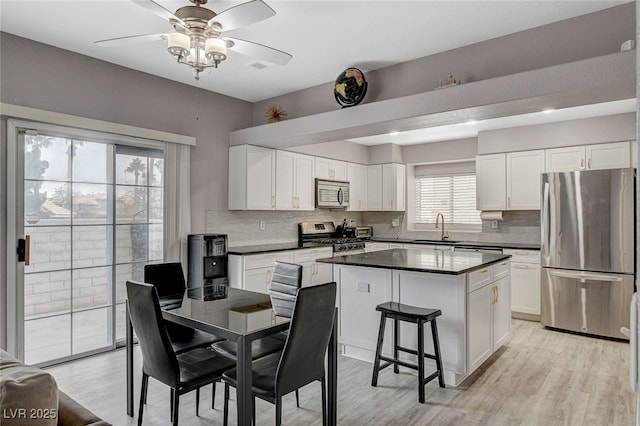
left=205, top=209, right=540, bottom=247
left=361, top=211, right=540, bottom=245
left=205, top=210, right=363, bottom=247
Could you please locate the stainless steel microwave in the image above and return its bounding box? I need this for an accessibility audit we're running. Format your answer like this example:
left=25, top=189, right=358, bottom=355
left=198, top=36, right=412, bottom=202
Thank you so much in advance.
left=315, top=178, right=350, bottom=208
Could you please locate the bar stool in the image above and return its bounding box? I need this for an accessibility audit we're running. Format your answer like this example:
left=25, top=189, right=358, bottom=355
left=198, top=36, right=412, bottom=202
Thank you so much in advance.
left=371, top=301, right=445, bottom=403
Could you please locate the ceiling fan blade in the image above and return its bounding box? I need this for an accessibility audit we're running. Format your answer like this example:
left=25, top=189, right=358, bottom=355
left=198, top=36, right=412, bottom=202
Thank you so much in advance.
left=95, top=33, right=166, bottom=47
left=210, top=0, right=275, bottom=32
left=131, top=0, right=186, bottom=27
left=226, top=37, right=292, bottom=66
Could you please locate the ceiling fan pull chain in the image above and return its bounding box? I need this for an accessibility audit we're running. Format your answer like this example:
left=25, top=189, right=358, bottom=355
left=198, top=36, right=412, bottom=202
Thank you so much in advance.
left=195, top=82, right=200, bottom=121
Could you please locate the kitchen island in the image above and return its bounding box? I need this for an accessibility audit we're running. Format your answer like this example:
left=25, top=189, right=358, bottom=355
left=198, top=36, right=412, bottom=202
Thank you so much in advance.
left=317, top=248, right=512, bottom=386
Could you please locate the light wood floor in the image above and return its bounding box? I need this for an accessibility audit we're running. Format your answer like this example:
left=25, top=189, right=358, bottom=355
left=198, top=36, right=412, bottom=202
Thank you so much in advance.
left=46, top=319, right=635, bottom=425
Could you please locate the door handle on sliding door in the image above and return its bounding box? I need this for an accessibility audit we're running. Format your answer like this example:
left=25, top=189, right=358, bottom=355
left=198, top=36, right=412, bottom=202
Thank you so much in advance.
left=17, top=235, right=30, bottom=265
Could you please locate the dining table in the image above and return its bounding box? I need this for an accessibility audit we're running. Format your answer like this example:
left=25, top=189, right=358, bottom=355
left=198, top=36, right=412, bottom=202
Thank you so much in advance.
left=125, top=284, right=338, bottom=426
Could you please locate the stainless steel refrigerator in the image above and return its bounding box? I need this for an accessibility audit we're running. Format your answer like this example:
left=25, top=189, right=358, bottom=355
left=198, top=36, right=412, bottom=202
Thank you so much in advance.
left=541, top=168, right=635, bottom=339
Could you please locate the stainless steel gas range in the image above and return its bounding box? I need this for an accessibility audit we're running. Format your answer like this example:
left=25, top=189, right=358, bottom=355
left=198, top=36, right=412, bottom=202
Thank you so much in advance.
left=298, top=222, right=368, bottom=255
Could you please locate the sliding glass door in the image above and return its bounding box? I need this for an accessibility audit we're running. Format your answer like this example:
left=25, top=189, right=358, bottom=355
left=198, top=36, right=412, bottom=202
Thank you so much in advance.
left=18, top=129, right=163, bottom=365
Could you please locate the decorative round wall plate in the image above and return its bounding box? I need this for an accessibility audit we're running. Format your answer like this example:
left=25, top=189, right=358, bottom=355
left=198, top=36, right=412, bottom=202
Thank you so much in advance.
left=334, top=67, right=367, bottom=108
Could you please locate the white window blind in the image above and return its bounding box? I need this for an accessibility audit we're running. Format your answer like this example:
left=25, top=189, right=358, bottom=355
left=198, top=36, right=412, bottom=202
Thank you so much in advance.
left=415, top=174, right=481, bottom=226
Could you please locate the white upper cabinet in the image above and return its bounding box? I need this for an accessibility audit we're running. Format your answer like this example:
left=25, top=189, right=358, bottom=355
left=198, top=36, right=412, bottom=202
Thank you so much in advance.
left=476, top=154, right=506, bottom=211
left=275, top=150, right=315, bottom=210
left=544, top=146, right=584, bottom=172
left=229, top=145, right=276, bottom=210
left=315, top=157, right=347, bottom=180
left=382, top=163, right=406, bottom=211
left=347, top=162, right=368, bottom=211
left=364, top=163, right=405, bottom=211
left=506, top=150, right=545, bottom=210
left=545, top=142, right=631, bottom=172
left=367, top=165, right=383, bottom=210
left=585, top=142, right=631, bottom=170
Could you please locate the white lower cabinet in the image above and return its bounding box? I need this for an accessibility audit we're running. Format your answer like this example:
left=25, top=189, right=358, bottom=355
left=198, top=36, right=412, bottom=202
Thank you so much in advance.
left=467, top=284, right=492, bottom=371
left=293, top=247, right=334, bottom=287
left=364, top=242, right=389, bottom=252
left=338, top=266, right=393, bottom=352
left=335, top=260, right=510, bottom=386
left=504, top=249, right=541, bottom=317
left=467, top=268, right=511, bottom=372
left=229, top=247, right=333, bottom=293
left=229, top=251, right=294, bottom=294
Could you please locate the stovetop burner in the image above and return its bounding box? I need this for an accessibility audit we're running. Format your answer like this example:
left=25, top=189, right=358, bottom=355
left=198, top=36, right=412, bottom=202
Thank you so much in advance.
left=319, top=237, right=362, bottom=244
left=299, top=222, right=367, bottom=253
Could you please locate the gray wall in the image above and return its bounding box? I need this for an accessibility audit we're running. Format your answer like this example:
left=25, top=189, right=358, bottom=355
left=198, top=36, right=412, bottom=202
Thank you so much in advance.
left=0, top=33, right=253, bottom=346
left=252, top=3, right=636, bottom=124
left=478, top=113, right=637, bottom=154
left=0, top=32, right=253, bottom=230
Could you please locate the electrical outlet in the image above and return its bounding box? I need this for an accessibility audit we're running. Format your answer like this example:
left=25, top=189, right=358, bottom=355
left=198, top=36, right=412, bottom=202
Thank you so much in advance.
left=391, top=218, right=400, bottom=227
left=491, top=220, right=498, bottom=229
left=259, top=221, right=266, bottom=231
left=357, top=282, right=370, bottom=293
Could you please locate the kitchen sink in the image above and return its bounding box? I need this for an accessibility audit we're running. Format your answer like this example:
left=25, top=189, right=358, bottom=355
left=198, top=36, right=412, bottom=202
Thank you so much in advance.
left=415, top=239, right=459, bottom=244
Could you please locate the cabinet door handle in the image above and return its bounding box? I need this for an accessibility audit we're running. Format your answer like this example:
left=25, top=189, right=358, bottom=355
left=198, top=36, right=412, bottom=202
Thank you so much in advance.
left=580, top=158, right=584, bottom=169
left=513, top=264, right=533, bottom=269
left=271, top=195, right=275, bottom=208
left=588, top=158, right=592, bottom=169
left=507, top=196, right=511, bottom=208
left=266, top=269, right=272, bottom=284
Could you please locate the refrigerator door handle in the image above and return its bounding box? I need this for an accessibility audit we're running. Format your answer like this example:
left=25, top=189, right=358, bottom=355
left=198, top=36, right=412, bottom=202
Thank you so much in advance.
left=541, top=181, right=550, bottom=260
left=548, top=269, right=624, bottom=282
left=626, top=293, right=638, bottom=392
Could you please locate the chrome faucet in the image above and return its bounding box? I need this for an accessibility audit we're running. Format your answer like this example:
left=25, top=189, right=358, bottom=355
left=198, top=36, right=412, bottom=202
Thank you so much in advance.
left=435, top=212, right=450, bottom=240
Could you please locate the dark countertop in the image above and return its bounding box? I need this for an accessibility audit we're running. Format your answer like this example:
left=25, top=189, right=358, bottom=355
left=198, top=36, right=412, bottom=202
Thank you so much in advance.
left=317, top=248, right=511, bottom=275
left=227, top=238, right=538, bottom=255
left=371, top=238, right=540, bottom=251
left=228, top=242, right=325, bottom=255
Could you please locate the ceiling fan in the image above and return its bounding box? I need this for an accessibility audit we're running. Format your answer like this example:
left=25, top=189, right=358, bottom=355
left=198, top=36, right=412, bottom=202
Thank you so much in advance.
left=95, top=0, right=292, bottom=80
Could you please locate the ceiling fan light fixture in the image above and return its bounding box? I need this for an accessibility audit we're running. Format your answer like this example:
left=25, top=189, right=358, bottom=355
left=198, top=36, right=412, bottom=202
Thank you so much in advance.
left=167, top=32, right=190, bottom=58
left=205, top=38, right=227, bottom=62
left=186, top=47, right=200, bottom=64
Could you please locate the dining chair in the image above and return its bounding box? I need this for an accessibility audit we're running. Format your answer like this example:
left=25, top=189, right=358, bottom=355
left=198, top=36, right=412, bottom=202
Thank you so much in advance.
left=126, top=280, right=235, bottom=426
left=212, top=261, right=303, bottom=359
left=144, top=262, right=225, bottom=354
left=222, top=281, right=337, bottom=426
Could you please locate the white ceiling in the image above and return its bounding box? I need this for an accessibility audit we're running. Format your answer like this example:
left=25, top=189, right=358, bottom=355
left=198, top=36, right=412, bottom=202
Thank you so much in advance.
left=0, top=0, right=626, bottom=104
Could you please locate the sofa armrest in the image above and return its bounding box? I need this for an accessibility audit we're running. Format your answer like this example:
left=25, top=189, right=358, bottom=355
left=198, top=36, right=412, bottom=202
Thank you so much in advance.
left=56, top=392, right=111, bottom=426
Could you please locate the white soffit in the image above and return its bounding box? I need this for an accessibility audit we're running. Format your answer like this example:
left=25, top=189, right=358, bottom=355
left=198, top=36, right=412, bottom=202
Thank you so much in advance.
left=346, top=99, right=637, bottom=146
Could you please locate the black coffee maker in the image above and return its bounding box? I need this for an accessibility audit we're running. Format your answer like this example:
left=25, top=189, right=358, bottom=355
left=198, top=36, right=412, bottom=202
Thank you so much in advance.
left=187, top=234, right=228, bottom=291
